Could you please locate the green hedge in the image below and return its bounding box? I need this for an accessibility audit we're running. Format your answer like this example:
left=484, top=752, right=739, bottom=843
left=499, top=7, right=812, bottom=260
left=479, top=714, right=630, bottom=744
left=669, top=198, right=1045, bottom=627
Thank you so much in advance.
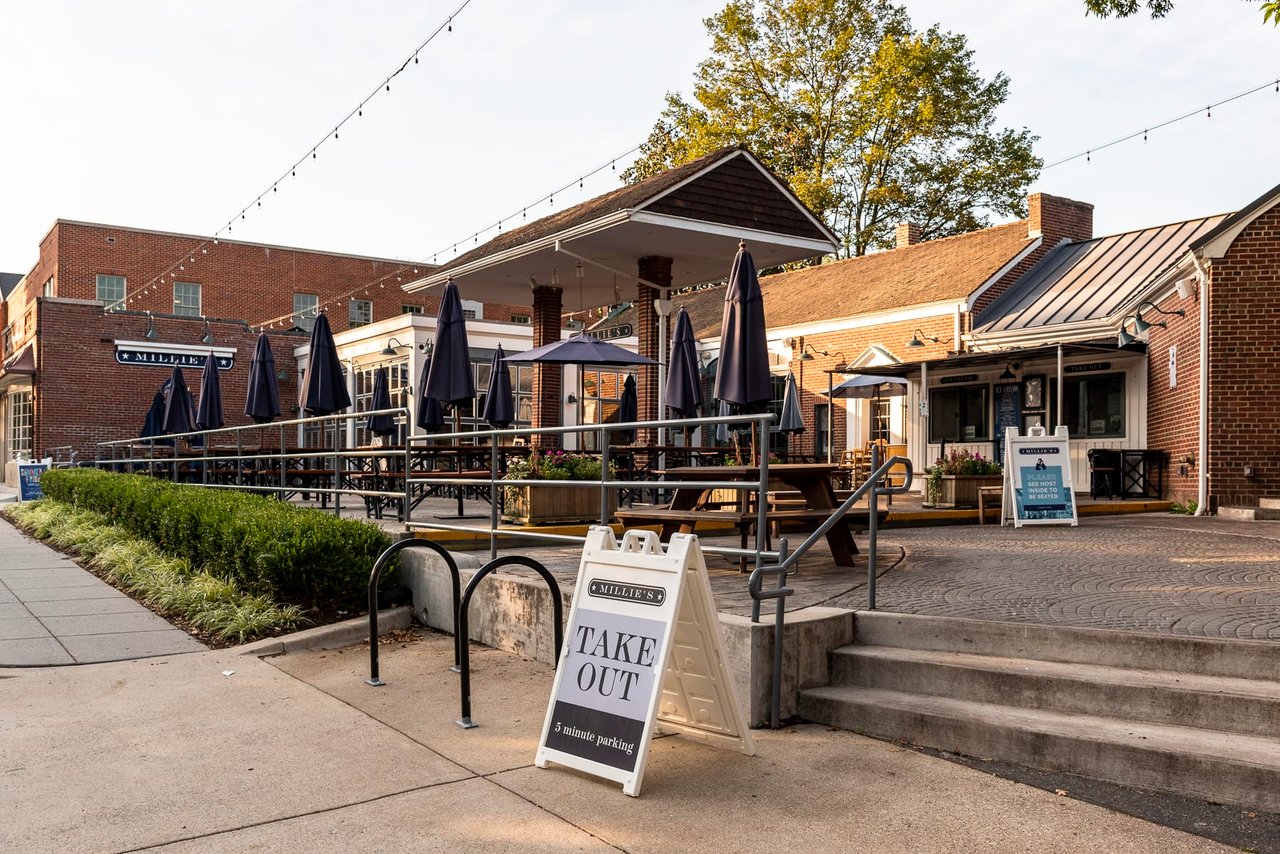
left=42, top=469, right=392, bottom=610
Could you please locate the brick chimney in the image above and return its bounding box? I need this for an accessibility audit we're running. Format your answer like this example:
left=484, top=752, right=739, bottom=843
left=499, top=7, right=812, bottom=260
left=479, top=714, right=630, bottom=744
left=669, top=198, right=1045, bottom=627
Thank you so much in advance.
left=895, top=222, right=923, bottom=249
left=1028, top=193, right=1093, bottom=243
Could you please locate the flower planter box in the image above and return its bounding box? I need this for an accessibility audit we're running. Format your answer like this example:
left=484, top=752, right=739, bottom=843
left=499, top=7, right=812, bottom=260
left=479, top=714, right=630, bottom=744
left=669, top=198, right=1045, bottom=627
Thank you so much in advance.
left=930, top=474, right=1003, bottom=509
left=503, top=483, right=617, bottom=525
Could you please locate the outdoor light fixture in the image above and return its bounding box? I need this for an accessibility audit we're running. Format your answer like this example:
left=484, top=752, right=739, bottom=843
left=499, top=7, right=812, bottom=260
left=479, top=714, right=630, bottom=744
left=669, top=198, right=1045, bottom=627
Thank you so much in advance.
left=380, top=337, right=406, bottom=357
left=999, top=365, right=1016, bottom=380
left=201, top=319, right=214, bottom=345
left=144, top=312, right=158, bottom=340
left=1119, top=300, right=1186, bottom=344
left=906, top=328, right=951, bottom=349
left=566, top=393, right=578, bottom=404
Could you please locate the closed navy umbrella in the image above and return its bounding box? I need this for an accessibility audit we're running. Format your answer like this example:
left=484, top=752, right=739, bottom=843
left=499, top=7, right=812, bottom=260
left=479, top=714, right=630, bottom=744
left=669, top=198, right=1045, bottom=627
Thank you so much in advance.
left=664, top=308, right=703, bottom=417
left=299, top=313, right=351, bottom=416
left=140, top=379, right=173, bottom=446
left=244, top=333, right=282, bottom=424
left=425, top=278, right=477, bottom=518
left=415, top=354, right=445, bottom=433
left=195, top=352, right=225, bottom=431
left=778, top=371, right=803, bottom=434
left=366, top=367, right=396, bottom=438
left=715, top=242, right=772, bottom=460
left=614, top=373, right=638, bottom=444
left=424, top=279, right=475, bottom=407
left=161, top=366, right=196, bottom=436
left=481, top=345, right=515, bottom=429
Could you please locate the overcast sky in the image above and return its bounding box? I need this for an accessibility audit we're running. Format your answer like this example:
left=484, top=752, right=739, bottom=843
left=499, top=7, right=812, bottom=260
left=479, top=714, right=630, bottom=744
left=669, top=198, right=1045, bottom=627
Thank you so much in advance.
left=3, top=0, right=1277, bottom=276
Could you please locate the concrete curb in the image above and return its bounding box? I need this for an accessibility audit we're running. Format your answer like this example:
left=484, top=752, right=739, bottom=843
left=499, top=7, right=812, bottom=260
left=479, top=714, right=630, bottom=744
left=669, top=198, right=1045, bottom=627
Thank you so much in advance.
left=234, top=606, right=412, bottom=658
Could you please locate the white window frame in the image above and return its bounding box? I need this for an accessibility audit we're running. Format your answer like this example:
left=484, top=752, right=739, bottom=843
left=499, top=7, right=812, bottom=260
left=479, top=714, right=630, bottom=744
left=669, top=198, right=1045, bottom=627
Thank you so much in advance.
left=173, top=281, right=202, bottom=317
left=293, top=293, right=319, bottom=331
left=96, top=274, right=126, bottom=307
left=349, top=298, right=373, bottom=328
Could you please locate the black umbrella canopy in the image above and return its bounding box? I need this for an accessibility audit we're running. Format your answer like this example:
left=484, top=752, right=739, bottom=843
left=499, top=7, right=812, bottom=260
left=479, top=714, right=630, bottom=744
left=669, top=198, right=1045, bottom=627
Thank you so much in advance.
left=366, top=367, right=396, bottom=438
left=299, top=313, right=352, bottom=416
left=714, top=242, right=772, bottom=413
left=161, top=367, right=197, bottom=436
left=502, top=332, right=656, bottom=366
left=140, top=379, right=171, bottom=440
left=481, top=345, right=515, bottom=429
left=664, top=307, right=703, bottom=418
left=424, top=279, right=475, bottom=407
left=195, top=352, right=225, bottom=431
left=415, top=354, right=445, bottom=432
left=778, top=371, right=803, bottom=434
left=244, top=332, right=282, bottom=424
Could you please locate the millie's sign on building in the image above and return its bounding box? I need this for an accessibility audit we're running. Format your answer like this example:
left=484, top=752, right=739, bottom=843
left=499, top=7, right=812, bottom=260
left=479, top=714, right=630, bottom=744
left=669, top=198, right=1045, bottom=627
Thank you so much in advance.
left=114, top=341, right=235, bottom=371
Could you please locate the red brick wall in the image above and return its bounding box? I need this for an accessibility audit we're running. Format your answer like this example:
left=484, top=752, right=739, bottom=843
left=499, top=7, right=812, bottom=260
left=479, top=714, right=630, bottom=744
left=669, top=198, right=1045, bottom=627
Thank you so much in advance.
left=1204, top=205, right=1280, bottom=507
left=16, top=221, right=530, bottom=332
left=786, top=317, right=954, bottom=459
left=530, top=286, right=563, bottom=448
left=33, top=300, right=304, bottom=461
left=1143, top=293, right=1201, bottom=504
left=636, top=256, right=672, bottom=445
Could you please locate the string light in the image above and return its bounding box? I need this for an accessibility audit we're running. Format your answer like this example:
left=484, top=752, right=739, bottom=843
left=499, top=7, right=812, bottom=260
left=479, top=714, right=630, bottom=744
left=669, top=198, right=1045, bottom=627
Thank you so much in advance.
left=1044, top=75, right=1280, bottom=170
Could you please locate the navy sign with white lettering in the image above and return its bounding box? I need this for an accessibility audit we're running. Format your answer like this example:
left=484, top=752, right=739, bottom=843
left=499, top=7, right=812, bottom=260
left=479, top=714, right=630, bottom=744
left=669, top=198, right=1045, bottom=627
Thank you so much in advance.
left=116, top=349, right=233, bottom=370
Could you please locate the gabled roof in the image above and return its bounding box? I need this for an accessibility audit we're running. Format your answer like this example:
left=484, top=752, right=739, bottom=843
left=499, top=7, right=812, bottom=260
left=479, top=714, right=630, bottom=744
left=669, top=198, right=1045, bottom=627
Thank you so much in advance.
left=1190, top=180, right=1280, bottom=259
left=406, top=147, right=839, bottom=306
left=0, top=272, right=22, bottom=299
left=608, top=217, right=1036, bottom=340
left=975, top=215, right=1226, bottom=335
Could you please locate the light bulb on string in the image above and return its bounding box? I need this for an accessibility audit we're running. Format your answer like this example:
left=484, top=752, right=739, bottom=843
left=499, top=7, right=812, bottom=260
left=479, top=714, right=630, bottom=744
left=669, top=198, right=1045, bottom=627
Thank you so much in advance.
left=1207, top=106, right=1211, bottom=118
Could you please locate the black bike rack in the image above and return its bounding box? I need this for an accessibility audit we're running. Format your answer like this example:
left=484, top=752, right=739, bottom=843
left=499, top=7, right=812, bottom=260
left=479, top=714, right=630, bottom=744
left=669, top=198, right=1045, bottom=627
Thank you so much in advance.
left=365, top=538, right=462, bottom=687
left=455, top=555, right=563, bottom=729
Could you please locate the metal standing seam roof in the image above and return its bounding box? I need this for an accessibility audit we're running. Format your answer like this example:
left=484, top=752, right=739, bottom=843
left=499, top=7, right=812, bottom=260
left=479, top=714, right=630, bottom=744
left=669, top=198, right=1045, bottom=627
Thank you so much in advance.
left=975, top=215, right=1228, bottom=334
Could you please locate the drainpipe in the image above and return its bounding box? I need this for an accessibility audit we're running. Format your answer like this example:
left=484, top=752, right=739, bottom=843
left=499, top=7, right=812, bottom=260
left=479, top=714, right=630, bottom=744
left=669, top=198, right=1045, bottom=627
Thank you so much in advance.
left=954, top=304, right=963, bottom=353
left=1192, top=257, right=1209, bottom=516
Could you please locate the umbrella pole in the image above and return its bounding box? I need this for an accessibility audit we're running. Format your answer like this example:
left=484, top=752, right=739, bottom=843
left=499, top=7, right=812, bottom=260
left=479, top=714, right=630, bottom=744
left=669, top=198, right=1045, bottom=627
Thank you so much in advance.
left=454, top=408, right=464, bottom=517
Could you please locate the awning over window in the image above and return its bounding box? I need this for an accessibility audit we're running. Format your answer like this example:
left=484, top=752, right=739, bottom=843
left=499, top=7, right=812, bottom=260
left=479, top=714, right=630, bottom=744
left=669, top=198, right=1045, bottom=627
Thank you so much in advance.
left=2, top=344, right=35, bottom=375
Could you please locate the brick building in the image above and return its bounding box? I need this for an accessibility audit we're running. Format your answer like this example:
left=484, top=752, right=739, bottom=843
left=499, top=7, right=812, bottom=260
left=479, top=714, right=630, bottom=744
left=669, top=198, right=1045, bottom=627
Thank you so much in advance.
left=0, top=221, right=533, bottom=481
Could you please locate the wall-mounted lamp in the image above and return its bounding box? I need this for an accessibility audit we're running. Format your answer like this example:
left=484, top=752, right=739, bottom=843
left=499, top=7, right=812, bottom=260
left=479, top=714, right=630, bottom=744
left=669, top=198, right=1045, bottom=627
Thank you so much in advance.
left=418, top=341, right=432, bottom=354
left=144, top=312, right=158, bottom=340
left=906, top=328, right=952, bottom=349
left=201, top=319, right=214, bottom=345
left=380, top=336, right=406, bottom=357
left=999, top=364, right=1017, bottom=380
left=566, top=393, right=578, bottom=405
left=1118, top=300, right=1186, bottom=346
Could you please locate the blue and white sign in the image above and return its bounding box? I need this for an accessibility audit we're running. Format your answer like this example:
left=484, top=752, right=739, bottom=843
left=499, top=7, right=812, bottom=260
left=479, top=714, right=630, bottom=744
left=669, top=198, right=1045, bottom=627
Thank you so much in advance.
left=17, top=463, right=49, bottom=502
left=1004, top=425, right=1078, bottom=527
left=115, top=348, right=233, bottom=370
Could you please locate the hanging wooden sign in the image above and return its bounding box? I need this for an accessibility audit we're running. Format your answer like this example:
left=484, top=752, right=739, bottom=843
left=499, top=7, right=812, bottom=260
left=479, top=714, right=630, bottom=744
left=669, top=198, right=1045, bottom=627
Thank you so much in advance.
left=536, top=527, right=754, bottom=797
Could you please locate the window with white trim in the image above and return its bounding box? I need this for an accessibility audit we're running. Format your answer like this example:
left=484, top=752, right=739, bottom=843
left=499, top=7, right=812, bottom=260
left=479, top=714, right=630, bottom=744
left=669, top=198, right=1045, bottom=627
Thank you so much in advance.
left=173, top=281, right=201, bottom=317
left=292, top=293, right=319, bottom=331
left=349, top=298, right=373, bottom=328
left=96, top=274, right=126, bottom=307
left=401, top=304, right=424, bottom=315
left=8, top=390, right=33, bottom=459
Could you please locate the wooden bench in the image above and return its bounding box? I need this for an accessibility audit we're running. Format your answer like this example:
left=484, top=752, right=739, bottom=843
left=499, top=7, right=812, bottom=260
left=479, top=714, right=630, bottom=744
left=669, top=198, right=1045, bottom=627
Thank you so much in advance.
left=977, top=485, right=1003, bottom=525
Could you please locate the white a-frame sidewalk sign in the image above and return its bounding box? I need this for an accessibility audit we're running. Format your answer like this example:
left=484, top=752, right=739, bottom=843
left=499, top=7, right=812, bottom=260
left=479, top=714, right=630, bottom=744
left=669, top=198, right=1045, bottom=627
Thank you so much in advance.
left=1002, top=424, right=1079, bottom=528
left=535, top=527, right=755, bottom=797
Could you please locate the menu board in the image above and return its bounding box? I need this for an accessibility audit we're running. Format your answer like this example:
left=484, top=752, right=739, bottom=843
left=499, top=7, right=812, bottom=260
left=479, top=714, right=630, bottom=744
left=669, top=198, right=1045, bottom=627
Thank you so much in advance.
left=993, top=382, right=1022, bottom=462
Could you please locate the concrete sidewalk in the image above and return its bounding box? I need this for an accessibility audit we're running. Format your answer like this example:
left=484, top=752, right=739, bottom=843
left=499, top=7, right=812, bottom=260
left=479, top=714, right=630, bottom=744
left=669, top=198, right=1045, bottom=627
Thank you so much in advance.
left=0, top=512, right=205, bottom=666
left=0, top=632, right=1237, bottom=853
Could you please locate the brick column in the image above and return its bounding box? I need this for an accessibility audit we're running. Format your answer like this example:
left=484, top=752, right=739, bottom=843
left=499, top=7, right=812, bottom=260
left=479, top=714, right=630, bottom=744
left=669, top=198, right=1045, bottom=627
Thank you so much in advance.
left=636, top=256, right=672, bottom=446
left=530, top=285, right=563, bottom=449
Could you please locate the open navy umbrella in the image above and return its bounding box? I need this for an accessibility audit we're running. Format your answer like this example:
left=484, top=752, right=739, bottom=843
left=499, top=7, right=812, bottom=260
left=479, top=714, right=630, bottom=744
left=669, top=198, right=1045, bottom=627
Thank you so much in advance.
left=481, top=345, right=514, bottom=429
left=664, top=307, right=703, bottom=417
left=299, top=312, right=351, bottom=416
left=366, top=366, right=396, bottom=438
left=501, top=332, right=656, bottom=366
left=424, top=278, right=477, bottom=518
left=613, top=373, right=638, bottom=444
left=195, top=352, right=225, bottom=431
left=244, top=332, right=282, bottom=424
left=714, top=242, right=771, bottom=414
left=424, top=279, right=475, bottom=407
left=415, top=354, right=445, bottom=433
left=161, top=366, right=196, bottom=436
left=778, top=371, right=803, bottom=434
left=826, top=374, right=908, bottom=399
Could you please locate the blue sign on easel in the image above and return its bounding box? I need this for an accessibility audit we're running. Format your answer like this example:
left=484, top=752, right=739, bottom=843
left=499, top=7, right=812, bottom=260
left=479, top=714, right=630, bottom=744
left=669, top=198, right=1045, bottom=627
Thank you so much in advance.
left=18, top=463, right=49, bottom=502
left=1003, top=425, right=1078, bottom=527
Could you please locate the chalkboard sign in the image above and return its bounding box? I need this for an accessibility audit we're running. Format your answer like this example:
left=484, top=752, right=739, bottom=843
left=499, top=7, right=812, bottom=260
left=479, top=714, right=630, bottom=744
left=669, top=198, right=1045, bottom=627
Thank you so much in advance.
left=993, top=382, right=1021, bottom=462
left=18, top=463, right=49, bottom=502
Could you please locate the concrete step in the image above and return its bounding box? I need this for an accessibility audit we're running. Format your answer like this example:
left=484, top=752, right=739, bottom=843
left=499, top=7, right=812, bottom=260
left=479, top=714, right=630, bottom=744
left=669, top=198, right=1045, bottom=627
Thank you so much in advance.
left=831, top=645, right=1280, bottom=737
left=852, top=611, right=1280, bottom=680
left=1259, top=497, right=1280, bottom=511
left=1219, top=505, right=1280, bottom=521
left=798, top=685, right=1280, bottom=812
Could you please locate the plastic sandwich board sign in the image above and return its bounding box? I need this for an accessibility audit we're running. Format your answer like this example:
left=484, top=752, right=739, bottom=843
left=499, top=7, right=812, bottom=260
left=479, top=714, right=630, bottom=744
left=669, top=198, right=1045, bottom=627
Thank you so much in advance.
left=1002, top=425, right=1078, bottom=527
left=536, top=527, right=755, bottom=797
left=17, top=462, right=50, bottom=502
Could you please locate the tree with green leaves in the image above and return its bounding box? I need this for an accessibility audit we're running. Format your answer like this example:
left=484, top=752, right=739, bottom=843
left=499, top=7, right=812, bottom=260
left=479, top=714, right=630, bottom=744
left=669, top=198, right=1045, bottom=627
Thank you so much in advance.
left=625, top=0, right=1041, bottom=257
left=1083, top=0, right=1279, bottom=25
